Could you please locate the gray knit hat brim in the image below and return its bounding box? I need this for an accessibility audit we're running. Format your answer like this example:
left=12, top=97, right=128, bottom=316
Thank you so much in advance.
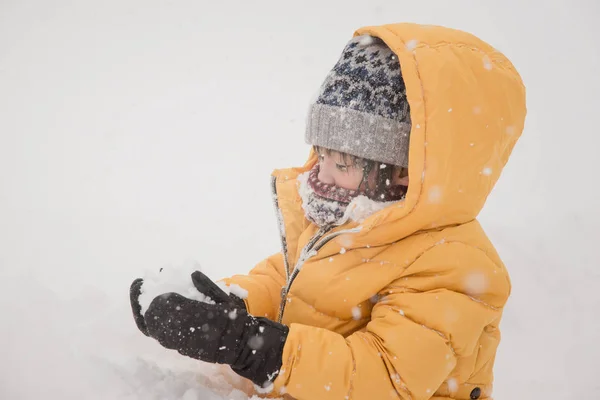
left=306, top=103, right=411, bottom=167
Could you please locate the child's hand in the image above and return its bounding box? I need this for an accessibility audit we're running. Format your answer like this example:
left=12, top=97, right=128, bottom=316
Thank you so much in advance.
left=190, top=270, right=247, bottom=311
left=129, top=278, right=149, bottom=336
left=143, top=289, right=287, bottom=388
left=129, top=268, right=246, bottom=338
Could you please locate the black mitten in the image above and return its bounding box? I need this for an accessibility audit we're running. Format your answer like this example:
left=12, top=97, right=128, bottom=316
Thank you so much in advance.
left=190, top=270, right=247, bottom=311
left=129, top=278, right=149, bottom=336
left=144, top=292, right=288, bottom=387
left=129, top=271, right=246, bottom=336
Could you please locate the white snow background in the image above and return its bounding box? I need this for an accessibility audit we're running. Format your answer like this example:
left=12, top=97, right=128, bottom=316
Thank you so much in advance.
left=1, top=0, right=599, bottom=398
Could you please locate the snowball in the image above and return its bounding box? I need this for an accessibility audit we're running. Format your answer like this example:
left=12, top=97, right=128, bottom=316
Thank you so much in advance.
left=137, top=261, right=215, bottom=314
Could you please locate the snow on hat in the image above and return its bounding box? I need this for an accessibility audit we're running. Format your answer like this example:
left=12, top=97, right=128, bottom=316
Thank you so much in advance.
left=305, top=35, right=411, bottom=167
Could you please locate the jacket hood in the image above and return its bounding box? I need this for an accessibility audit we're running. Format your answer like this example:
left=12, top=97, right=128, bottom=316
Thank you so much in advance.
left=273, top=23, right=527, bottom=250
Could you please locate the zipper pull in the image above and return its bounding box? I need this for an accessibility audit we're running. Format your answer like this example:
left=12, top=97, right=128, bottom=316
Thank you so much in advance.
left=280, top=287, right=288, bottom=300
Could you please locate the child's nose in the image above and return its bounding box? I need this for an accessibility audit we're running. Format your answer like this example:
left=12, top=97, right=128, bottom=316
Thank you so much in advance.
left=317, top=163, right=335, bottom=185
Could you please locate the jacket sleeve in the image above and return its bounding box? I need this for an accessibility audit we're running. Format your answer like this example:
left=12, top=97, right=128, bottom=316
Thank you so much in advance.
left=220, top=252, right=286, bottom=321
left=271, top=243, right=511, bottom=400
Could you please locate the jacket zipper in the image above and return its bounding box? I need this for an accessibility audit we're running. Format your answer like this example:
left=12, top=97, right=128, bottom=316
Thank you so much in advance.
left=270, top=175, right=362, bottom=323
left=270, top=176, right=292, bottom=283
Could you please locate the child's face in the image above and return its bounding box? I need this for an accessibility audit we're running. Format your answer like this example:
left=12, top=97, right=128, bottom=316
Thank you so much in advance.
left=317, top=150, right=409, bottom=191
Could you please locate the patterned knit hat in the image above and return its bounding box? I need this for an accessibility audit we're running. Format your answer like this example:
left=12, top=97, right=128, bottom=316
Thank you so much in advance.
left=305, top=35, right=411, bottom=167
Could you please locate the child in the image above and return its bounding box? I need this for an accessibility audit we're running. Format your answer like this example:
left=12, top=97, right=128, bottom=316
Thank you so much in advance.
left=130, top=22, right=526, bottom=400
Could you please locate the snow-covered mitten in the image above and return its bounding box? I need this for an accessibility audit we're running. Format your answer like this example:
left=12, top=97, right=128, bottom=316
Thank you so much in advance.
left=144, top=292, right=288, bottom=388
left=129, top=278, right=149, bottom=336
left=129, top=271, right=246, bottom=337
left=190, top=270, right=247, bottom=311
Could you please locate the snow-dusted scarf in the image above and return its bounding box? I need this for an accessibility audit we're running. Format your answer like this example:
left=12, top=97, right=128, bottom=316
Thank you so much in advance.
left=297, top=165, right=407, bottom=228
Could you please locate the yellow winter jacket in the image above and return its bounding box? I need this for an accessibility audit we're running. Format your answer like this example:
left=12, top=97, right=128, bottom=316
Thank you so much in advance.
left=223, top=23, right=526, bottom=400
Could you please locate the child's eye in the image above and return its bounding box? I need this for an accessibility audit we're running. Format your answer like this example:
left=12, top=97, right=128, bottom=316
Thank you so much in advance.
left=318, top=154, right=325, bottom=162
left=336, top=164, right=348, bottom=172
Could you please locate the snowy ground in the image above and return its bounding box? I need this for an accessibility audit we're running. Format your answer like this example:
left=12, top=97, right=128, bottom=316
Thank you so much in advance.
left=1, top=0, right=599, bottom=399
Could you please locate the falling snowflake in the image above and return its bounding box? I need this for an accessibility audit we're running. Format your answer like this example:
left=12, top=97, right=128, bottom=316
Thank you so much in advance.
left=464, top=272, right=488, bottom=296
left=482, top=55, right=493, bottom=70
left=506, top=125, right=516, bottom=135
left=248, top=335, right=265, bottom=350
left=357, top=35, right=375, bottom=46
left=482, top=167, right=493, bottom=176
left=428, top=186, right=442, bottom=203
left=338, top=234, right=353, bottom=248
left=351, top=306, right=362, bottom=320
left=340, top=247, right=347, bottom=254
left=405, top=39, right=419, bottom=51
left=447, top=378, right=459, bottom=393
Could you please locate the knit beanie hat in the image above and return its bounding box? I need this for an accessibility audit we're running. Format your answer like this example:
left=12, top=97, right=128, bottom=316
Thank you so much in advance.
left=306, top=35, right=411, bottom=167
